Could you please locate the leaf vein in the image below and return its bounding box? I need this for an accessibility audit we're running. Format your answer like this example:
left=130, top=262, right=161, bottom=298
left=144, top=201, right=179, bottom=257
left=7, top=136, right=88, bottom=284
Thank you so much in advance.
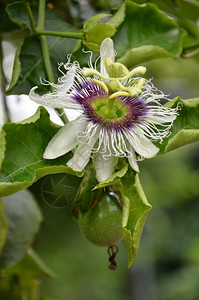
left=8, top=132, right=42, bottom=160
left=0, top=159, right=45, bottom=182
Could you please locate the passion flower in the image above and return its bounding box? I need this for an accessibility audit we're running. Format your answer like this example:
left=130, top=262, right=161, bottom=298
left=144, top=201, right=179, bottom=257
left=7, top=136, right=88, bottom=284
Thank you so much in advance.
left=29, top=38, right=178, bottom=182
left=79, top=191, right=123, bottom=247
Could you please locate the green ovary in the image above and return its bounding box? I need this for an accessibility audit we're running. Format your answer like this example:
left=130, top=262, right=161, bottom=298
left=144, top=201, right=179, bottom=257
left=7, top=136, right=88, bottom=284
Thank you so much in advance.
left=91, top=97, right=128, bottom=120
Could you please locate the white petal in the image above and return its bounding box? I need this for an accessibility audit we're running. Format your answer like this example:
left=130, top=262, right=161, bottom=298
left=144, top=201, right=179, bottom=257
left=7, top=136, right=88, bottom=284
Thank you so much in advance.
left=93, top=152, right=118, bottom=182
left=67, top=144, right=91, bottom=172
left=127, top=144, right=139, bottom=172
left=29, top=87, right=81, bottom=110
left=43, top=117, right=87, bottom=159
left=100, top=38, right=115, bottom=77
left=67, top=132, right=99, bottom=172
left=126, top=130, right=159, bottom=158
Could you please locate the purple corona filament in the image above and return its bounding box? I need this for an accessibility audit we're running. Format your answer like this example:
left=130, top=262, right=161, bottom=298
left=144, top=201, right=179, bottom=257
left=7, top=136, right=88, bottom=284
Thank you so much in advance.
left=71, top=79, right=148, bottom=132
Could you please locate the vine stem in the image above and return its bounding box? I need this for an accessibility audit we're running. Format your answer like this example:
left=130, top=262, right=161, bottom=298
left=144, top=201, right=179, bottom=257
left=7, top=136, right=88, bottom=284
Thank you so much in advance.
left=37, top=0, right=68, bottom=124
left=0, top=36, right=11, bottom=123
left=37, top=0, right=45, bottom=29
left=39, top=35, right=55, bottom=83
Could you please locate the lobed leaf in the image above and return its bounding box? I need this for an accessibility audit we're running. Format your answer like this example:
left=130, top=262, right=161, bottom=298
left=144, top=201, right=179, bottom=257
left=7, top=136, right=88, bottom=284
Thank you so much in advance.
left=120, top=171, right=152, bottom=267
left=158, top=97, right=199, bottom=153
left=0, top=190, right=43, bottom=270
left=0, top=107, right=82, bottom=197
left=112, top=1, right=185, bottom=67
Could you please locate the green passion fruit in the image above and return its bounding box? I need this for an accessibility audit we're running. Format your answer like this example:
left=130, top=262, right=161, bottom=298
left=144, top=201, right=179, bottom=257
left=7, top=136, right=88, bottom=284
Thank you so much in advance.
left=79, top=191, right=123, bottom=247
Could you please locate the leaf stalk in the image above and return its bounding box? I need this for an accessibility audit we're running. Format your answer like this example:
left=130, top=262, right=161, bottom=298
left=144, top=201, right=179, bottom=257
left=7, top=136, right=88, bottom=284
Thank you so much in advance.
left=23, top=0, right=36, bottom=32
left=34, top=29, right=84, bottom=39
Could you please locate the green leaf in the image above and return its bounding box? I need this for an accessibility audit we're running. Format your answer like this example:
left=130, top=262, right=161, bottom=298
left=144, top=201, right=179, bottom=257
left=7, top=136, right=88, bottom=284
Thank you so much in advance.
left=118, top=45, right=174, bottom=68
left=120, top=171, right=152, bottom=268
left=84, top=24, right=116, bottom=52
left=92, top=164, right=128, bottom=190
left=132, top=0, right=199, bottom=21
left=0, top=198, right=8, bottom=256
left=177, top=18, right=199, bottom=55
left=158, top=97, right=199, bottom=153
left=83, top=14, right=116, bottom=52
left=6, top=35, right=52, bottom=95
left=113, top=1, right=185, bottom=67
left=83, top=14, right=110, bottom=32
left=0, top=189, right=43, bottom=270
left=6, top=1, right=37, bottom=30
left=107, top=3, right=125, bottom=28
left=5, top=38, right=26, bottom=95
left=130, top=0, right=199, bottom=53
left=0, top=107, right=82, bottom=197
left=6, top=1, right=80, bottom=95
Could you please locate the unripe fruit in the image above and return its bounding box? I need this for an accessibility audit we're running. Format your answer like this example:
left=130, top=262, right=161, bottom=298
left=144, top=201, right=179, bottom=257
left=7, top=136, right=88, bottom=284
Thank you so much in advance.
left=79, top=191, right=123, bottom=247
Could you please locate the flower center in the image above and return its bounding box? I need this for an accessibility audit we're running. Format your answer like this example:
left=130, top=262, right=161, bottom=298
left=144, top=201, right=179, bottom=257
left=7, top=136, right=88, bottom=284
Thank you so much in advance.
left=71, top=79, right=147, bottom=132
left=91, top=97, right=129, bottom=120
